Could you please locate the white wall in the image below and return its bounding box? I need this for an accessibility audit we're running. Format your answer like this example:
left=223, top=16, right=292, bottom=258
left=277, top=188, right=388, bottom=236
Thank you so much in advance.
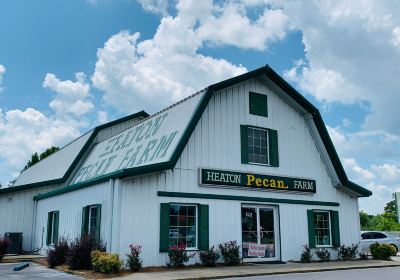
left=0, top=186, right=57, bottom=251
left=34, top=181, right=111, bottom=255
left=117, top=78, right=360, bottom=266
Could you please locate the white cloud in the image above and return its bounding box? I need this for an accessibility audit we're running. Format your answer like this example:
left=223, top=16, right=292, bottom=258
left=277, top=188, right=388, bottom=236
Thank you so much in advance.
left=0, top=64, right=5, bottom=92
left=92, top=0, right=289, bottom=113
left=43, top=72, right=94, bottom=118
left=97, top=111, right=109, bottom=124
left=275, top=0, right=400, bottom=134
left=137, top=0, right=169, bottom=15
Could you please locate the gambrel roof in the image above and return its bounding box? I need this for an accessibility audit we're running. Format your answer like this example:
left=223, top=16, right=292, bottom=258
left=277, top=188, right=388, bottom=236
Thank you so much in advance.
left=1, top=65, right=371, bottom=198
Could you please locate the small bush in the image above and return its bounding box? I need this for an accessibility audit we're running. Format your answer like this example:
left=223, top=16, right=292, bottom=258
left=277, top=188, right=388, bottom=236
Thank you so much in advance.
left=167, top=246, right=195, bottom=268
left=337, top=244, right=358, bottom=261
left=47, top=237, right=69, bottom=268
left=359, top=251, right=368, bottom=260
left=315, top=248, right=331, bottom=262
left=91, top=250, right=123, bottom=274
left=199, top=246, right=220, bottom=267
left=0, top=238, right=10, bottom=262
left=219, top=241, right=240, bottom=266
left=369, top=243, right=397, bottom=260
left=66, top=236, right=105, bottom=270
left=126, top=244, right=143, bottom=272
left=300, top=244, right=313, bottom=263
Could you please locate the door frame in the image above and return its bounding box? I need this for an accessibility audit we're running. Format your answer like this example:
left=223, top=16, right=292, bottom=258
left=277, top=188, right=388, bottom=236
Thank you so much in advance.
left=241, top=203, right=281, bottom=262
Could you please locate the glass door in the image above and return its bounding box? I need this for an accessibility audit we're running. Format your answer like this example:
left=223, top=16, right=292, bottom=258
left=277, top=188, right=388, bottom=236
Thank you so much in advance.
left=241, top=205, right=279, bottom=261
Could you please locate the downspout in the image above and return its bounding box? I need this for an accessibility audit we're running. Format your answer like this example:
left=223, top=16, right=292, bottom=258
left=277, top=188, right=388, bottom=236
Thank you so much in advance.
left=107, top=179, right=115, bottom=252
left=30, top=198, right=38, bottom=252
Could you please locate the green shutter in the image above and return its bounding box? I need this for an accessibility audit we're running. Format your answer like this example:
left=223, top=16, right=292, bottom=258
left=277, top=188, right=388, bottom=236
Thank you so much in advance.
left=307, top=210, right=316, bottom=248
left=249, top=92, right=268, bottom=117
left=53, top=211, right=59, bottom=244
left=268, top=129, right=279, bottom=167
left=81, top=206, right=89, bottom=237
left=46, top=212, right=52, bottom=245
left=331, top=211, right=340, bottom=247
left=240, top=125, right=248, bottom=164
left=159, top=203, right=170, bottom=252
left=95, top=204, right=102, bottom=241
left=198, top=204, right=209, bottom=250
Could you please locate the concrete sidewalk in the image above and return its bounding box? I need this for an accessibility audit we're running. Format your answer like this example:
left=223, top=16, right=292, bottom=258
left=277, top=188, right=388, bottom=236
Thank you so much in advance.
left=115, top=260, right=400, bottom=280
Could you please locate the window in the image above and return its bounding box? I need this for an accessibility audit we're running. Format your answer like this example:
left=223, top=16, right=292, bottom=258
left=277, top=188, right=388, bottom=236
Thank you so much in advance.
left=46, top=211, right=59, bottom=245
left=361, top=232, right=372, bottom=240
left=240, top=125, right=279, bottom=167
left=249, top=92, right=268, bottom=117
left=313, top=211, right=331, bottom=247
left=81, top=204, right=101, bottom=240
left=371, top=232, right=387, bottom=239
left=169, top=204, right=197, bottom=249
left=160, top=203, right=209, bottom=252
left=307, top=210, right=340, bottom=248
left=247, top=127, right=269, bottom=165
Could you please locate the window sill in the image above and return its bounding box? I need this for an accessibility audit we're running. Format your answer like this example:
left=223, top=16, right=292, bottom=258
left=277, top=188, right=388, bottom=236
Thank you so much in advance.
left=316, top=245, right=334, bottom=248
left=247, top=162, right=272, bottom=167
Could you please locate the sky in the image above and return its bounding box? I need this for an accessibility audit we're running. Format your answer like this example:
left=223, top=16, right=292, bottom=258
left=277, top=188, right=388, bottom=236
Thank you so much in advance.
left=0, top=0, right=399, bottom=214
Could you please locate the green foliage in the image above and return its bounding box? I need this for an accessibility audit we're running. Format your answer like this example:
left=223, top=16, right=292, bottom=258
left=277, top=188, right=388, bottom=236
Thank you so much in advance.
left=300, top=244, right=313, bottom=263
left=126, top=244, right=142, bottom=272
left=315, top=248, right=331, bottom=262
left=24, top=146, right=60, bottom=170
left=91, top=250, right=123, bottom=274
left=369, top=243, right=397, bottom=260
left=337, top=244, right=358, bottom=261
left=360, top=200, right=400, bottom=231
left=218, top=241, right=241, bottom=266
left=199, top=246, right=220, bottom=267
left=167, top=246, right=194, bottom=268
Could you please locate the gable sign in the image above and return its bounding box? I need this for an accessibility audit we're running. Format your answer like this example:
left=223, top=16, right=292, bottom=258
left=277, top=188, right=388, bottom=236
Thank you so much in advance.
left=72, top=93, right=204, bottom=184
left=200, top=168, right=316, bottom=193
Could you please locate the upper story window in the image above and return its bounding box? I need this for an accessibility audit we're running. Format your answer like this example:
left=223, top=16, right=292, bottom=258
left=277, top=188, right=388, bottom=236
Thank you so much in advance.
left=249, top=92, right=268, bottom=117
left=240, top=125, right=279, bottom=167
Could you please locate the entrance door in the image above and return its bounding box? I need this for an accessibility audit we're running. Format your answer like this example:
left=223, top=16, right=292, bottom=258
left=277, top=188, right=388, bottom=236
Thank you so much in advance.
left=241, top=205, right=279, bottom=261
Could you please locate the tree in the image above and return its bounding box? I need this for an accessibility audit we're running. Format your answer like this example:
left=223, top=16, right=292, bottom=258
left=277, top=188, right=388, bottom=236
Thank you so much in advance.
left=384, top=200, right=396, bottom=215
left=360, top=200, right=400, bottom=231
left=23, top=146, right=60, bottom=170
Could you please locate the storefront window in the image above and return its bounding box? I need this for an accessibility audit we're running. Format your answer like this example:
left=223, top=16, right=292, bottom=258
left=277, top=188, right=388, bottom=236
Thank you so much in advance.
left=313, top=211, right=332, bottom=246
left=169, top=204, right=197, bottom=249
left=247, top=127, right=269, bottom=165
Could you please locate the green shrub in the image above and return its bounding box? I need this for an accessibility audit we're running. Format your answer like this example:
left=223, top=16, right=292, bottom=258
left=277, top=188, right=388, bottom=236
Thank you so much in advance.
left=126, top=244, right=143, bottom=272
left=359, top=251, right=368, bottom=260
left=369, top=243, right=397, bottom=260
left=0, top=238, right=9, bottom=263
left=315, top=248, right=331, bottom=262
left=337, top=244, right=358, bottom=261
left=219, top=241, right=240, bottom=266
left=167, top=246, right=196, bottom=268
left=199, top=246, right=220, bottom=267
left=91, top=250, right=123, bottom=274
left=66, top=236, right=105, bottom=270
left=47, top=237, right=69, bottom=268
left=300, top=244, right=313, bottom=263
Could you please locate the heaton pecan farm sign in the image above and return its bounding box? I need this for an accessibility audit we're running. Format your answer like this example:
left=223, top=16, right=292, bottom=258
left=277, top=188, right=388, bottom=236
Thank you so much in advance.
left=200, top=168, right=316, bottom=193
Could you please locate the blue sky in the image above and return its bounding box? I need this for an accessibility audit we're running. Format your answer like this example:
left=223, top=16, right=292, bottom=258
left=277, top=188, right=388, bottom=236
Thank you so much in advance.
left=0, top=0, right=399, bottom=214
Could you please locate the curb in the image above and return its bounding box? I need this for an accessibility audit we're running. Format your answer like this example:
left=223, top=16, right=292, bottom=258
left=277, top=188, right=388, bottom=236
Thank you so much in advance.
left=179, top=262, right=400, bottom=280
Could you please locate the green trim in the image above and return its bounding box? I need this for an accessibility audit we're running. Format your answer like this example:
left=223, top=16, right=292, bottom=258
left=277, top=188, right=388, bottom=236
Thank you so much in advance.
left=249, top=92, right=268, bottom=117
left=157, top=191, right=339, bottom=206
left=81, top=206, right=89, bottom=237
left=54, top=211, right=59, bottom=244
left=3, top=111, right=149, bottom=195
left=95, top=204, right=102, bottom=241
left=198, top=204, right=209, bottom=250
left=331, top=210, right=340, bottom=247
left=46, top=212, right=52, bottom=245
left=240, top=125, right=248, bottom=164
left=268, top=129, right=279, bottom=167
left=30, top=65, right=371, bottom=199
left=307, top=210, right=316, bottom=248
left=159, top=203, right=170, bottom=252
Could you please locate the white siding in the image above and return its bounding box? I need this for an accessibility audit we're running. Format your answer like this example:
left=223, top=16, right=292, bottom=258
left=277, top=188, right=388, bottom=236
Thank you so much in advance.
left=34, top=181, right=111, bottom=255
left=0, top=186, right=57, bottom=251
left=117, top=78, right=360, bottom=266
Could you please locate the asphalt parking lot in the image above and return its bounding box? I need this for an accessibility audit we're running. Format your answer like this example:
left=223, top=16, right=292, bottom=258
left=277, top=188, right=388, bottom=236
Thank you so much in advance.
left=0, top=262, right=83, bottom=280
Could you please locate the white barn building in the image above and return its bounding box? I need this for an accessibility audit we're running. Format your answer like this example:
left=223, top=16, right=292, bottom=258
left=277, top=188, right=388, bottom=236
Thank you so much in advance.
left=0, top=66, right=371, bottom=265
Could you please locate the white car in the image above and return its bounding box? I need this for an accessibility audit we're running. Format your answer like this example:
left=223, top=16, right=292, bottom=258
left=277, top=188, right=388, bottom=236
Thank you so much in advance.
left=360, top=231, right=400, bottom=253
